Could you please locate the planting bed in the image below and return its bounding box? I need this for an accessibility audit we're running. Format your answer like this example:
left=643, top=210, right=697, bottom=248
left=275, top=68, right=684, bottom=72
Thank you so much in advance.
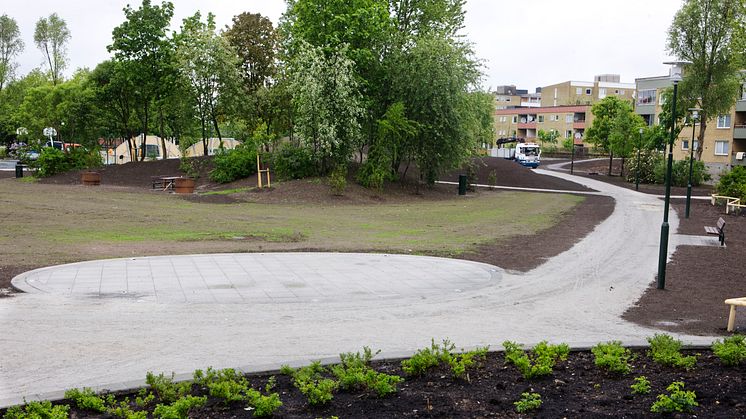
left=3, top=345, right=745, bottom=418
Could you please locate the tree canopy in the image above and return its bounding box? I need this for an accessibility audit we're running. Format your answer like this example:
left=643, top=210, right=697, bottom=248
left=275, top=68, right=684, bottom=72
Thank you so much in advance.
left=0, top=14, right=24, bottom=92
left=33, top=13, right=70, bottom=86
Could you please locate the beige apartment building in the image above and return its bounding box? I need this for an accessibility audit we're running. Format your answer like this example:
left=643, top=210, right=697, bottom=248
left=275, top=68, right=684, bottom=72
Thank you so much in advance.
left=493, top=105, right=591, bottom=147
left=541, top=74, right=636, bottom=107
left=635, top=74, right=746, bottom=176
left=493, top=85, right=541, bottom=109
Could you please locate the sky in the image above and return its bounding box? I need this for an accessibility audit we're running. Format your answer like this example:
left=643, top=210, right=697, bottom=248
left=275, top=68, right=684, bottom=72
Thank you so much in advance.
left=3, top=0, right=684, bottom=91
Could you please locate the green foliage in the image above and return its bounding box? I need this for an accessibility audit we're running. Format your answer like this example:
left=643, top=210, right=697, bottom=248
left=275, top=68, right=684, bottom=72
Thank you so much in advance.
left=288, top=361, right=338, bottom=406
left=145, top=372, right=192, bottom=404
left=209, top=144, right=257, bottom=183
left=625, top=149, right=663, bottom=184
left=3, top=401, right=69, bottom=419
left=716, top=166, right=746, bottom=200
left=401, top=339, right=455, bottom=376
left=245, top=377, right=282, bottom=417
left=487, top=169, right=497, bottom=186
left=193, top=368, right=282, bottom=416
left=134, top=389, right=155, bottom=407
left=152, top=395, right=206, bottom=419
left=503, top=340, right=570, bottom=379
left=586, top=96, right=634, bottom=152
left=514, top=392, right=542, bottom=413
left=537, top=129, right=559, bottom=144
left=63, top=388, right=107, bottom=413
left=591, top=341, right=632, bottom=375
left=224, top=12, right=277, bottom=93
left=331, top=347, right=403, bottom=397
left=279, top=364, right=295, bottom=375
left=712, top=334, right=746, bottom=366
left=631, top=376, right=652, bottom=395
left=329, top=165, right=347, bottom=195
left=650, top=381, right=698, bottom=413
left=270, top=143, right=318, bottom=180
left=647, top=334, right=697, bottom=369
left=653, top=157, right=710, bottom=187
left=106, top=398, right=147, bottom=419
left=33, top=147, right=101, bottom=178
left=447, top=346, right=489, bottom=379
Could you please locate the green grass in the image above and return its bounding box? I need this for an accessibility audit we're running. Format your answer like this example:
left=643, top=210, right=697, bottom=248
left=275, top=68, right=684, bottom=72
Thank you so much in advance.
left=200, top=187, right=253, bottom=196
left=0, top=180, right=583, bottom=267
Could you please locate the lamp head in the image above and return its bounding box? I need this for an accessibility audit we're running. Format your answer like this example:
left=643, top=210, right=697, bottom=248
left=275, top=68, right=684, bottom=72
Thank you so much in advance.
left=663, top=61, right=691, bottom=83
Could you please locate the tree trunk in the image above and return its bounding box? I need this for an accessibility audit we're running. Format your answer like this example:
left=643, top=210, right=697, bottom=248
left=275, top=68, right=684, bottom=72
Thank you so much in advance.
left=621, top=156, right=625, bottom=178
left=140, top=102, right=149, bottom=161
left=608, top=151, right=614, bottom=176
left=159, top=108, right=167, bottom=160
left=201, top=117, right=208, bottom=156
left=696, top=119, right=707, bottom=161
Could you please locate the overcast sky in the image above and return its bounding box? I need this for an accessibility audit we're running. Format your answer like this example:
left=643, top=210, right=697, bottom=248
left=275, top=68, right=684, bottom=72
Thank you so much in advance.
left=4, top=0, right=683, bottom=91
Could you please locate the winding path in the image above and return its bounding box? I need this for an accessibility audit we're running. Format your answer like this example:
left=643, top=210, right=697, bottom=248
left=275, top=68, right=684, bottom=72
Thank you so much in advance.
left=0, top=170, right=719, bottom=406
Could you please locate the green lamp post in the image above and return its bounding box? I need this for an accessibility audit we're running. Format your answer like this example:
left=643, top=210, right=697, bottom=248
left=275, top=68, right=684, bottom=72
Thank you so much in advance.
left=685, top=107, right=701, bottom=218
left=636, top=127, right=643, bottom=191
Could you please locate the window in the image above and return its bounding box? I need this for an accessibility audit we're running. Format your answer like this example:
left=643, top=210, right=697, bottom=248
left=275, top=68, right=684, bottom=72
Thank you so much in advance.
left=538, top=115, right=544, bottom=122
left=682, top=140, right=699, bottom=150
left=566, top=130, right=573, bottom=138
left=717, top=115, right=731, bottom=128
left=576, top=87, right=582, bottom=95
left=615, top=89, right=620, bottom=94
left=512, top=116, right=517, bottom=123
left=566, top=114, right=573, bottom=123
left=506, top=97, right=511, bottom=102
left=715, top=140, right=729, bottom=155
left=145, top=144, right=160, bottom=158
left=585, top=88, right=592, bottom=95
left=638, top=89, right=656, bottom=105
left=599, top=88, right=606, bottom=99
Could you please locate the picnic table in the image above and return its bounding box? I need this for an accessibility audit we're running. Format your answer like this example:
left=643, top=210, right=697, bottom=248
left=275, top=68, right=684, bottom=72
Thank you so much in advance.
left=151, top=175, right=181, bottom=191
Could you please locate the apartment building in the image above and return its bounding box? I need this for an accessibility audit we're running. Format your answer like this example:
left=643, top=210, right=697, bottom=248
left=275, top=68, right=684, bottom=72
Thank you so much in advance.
left=634, top=74, right=746, bottom=175
left=541, top=74, right=636, bottom=107
left=493, top=85, right=541, bottom=109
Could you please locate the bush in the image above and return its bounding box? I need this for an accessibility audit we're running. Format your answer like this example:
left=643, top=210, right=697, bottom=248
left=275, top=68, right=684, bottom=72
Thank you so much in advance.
left=712, top=334, right=746, bottom=366
left=625, top=148, right=662, bottom=184
left=503, top=341, right=569, bottom=379
left=356, top=159, right=393, bottom=191
left=514, top=392, right=542, bottom=413
left=152, top=395, right=206, bottom=419
left=329, top=165, right=347, bottom=195
left=270, top=143, right=317, bottom=180
left=0, top=146, right=6, bottom=158
left=209, top=144, right=257, bottom=183
left=447, top=346, right=489, bottom=379
left=653, top=157, right=710, bottom=187
left=33, top=146, right=102, bottom=178
left=401, top=339, right=455, bottom=376
left=591, top=341, right=632, bottom=375
left=631, top=376, right=651, bottom=395
left=145, top=372, right=191, bottom=403
left=331, top=347, right=402, bottom=397
left=3, top=400, right=69, bottom=419
left=716, top=166, right=746, bottom=200
left=64, top=387, right=107, bottom=412
left=647, top=334, right=697, bottom=369
left=650, top=381, right=698, bottom=413
left=288, top=361, right=337, bottom=406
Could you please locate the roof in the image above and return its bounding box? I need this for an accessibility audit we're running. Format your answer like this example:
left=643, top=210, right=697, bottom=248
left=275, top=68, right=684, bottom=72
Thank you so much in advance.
left=494, top=105, right=591, bottom=115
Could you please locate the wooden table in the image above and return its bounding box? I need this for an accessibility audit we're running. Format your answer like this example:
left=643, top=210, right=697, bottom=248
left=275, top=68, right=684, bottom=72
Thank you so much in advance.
left=151, top=176, right=181, bottom=191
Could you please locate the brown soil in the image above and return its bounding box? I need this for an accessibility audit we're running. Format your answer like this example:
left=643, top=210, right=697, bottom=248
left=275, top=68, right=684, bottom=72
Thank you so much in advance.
left=7, top=349, right=744, bottom=418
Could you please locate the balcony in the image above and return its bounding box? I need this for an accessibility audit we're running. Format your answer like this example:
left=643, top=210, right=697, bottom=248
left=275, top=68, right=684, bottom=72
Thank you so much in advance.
left=737, top=100, right=746, bottom=113
left=573, top=121, right=586, bottom=129
left=517, top=122, right=536, bottom=129
left=734, top=125, right=746, bottom=139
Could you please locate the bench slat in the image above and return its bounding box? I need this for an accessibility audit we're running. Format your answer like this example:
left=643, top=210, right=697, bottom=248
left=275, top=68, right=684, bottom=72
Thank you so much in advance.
left=704, top=226, right=719, bottom=234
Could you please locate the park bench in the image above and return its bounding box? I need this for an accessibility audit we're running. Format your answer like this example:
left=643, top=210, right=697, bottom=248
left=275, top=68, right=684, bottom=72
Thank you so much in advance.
left=725, top=297, right=746, bottom=332
left=704, top=217, right=726, bottom=246
left=151, top=175, right=180, bottom=191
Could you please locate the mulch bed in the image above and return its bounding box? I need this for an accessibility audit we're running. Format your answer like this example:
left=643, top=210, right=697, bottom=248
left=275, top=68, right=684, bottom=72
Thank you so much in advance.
left=4, top=348, right=745, bottom=418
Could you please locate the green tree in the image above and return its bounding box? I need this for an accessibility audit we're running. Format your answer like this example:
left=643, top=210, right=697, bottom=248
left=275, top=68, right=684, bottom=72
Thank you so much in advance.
left=608, top=109, right=646, bottom=177
left=175, top=12, right=242, bottom=156
left=34, top=13, right=70, bottom=86
left=225, top=12, right=277, bottom=94
left=537, top=129, right=559, bottom=145
left=88, top=60, right=140, bottom=156
left=668, top=0, right=745, bottom=160
left=287, top=41, right=364, bottom=174
left=0, top=69, right=49, bottom=145
left=108, top=0, right=175, bottom=161
left=0, top=14, right=24, bottom=93
left=586, top=96, right=634, bottom=175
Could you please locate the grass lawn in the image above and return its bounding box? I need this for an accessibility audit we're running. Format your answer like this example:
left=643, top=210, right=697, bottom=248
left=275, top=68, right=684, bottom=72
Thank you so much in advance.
left=0, top=179, right=583, bottom=267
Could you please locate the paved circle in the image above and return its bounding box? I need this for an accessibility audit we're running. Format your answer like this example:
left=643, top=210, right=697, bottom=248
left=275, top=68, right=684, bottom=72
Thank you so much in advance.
left=11, top=253, right=501, bottom=304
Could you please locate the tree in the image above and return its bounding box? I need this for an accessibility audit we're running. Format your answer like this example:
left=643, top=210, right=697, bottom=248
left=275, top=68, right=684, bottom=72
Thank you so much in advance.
left=537, top=129, right=559, bottom=145
left=287, top=41, right=364, bottom=173
left=608, top=108, right=646, bottom=177
left=0, top=14, right=24, bottom=93
left=108, top=0, right=175, bottom=161
left=225, top=12, right=277, bottom=93
left=88, top=60, right=140, bottom=157
left=175, top=12, right=242, bottom=156
left=34, top=13, right=70, bottom=86
left=585, top=96, right=635, bottom=175
left=668, top=0, right=745, bottom=160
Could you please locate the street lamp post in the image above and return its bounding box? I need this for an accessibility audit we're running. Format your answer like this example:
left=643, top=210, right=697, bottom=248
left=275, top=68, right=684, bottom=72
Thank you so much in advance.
left=685, top=108, right=701, bottom=218
left=657, top=61, right=689, bottom=290
left=636, top=127, right=643, bottom=191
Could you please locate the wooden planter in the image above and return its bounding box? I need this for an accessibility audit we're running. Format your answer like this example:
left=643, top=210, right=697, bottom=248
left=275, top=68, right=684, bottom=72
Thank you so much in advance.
left=81, top=171, right=101, bottom=186
left=174, top=177, right=195, bottom=194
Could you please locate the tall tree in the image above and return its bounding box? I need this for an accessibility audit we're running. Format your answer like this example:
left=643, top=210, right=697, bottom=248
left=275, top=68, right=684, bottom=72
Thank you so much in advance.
left=108, top=0, right=174, bottom=161
left=608, top=108, right=646, bottom=177
left=0, top=14, right=24, bottom=93
left=585, top=96, right=633, bottom=175
left=668, top=0, right=745, bottom=160
left=175, top=12, right=242, bottom=156
left=225, top=12, right=277, bottom=93
left=88, top=60, right=139, bottom=157
left=34, top=13, right=70, bottom=86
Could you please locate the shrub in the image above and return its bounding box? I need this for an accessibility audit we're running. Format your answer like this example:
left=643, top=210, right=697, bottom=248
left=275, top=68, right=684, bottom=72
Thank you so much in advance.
left=625, top=148, right=662, bottom=184
left=32, top=146, right=102, bottom=178
left=514, top=392, right=542, bottom=413
left=329, top=165, right=347, bottom=195
left=401, top=339, right=455, bottom=376
left=64, top=387, right=107, bottom=412
left=331, top=347, right=402, bottom=397
left=3, top=400, right=69, bottom=419
left=0, top=146, right=7, bottom=158
left=193, top=367, right=248, bottom=403
left=650, top=381, right=698, bottom=413
left=289, top=361, right=338, bottom=406
left=145, top=372, right=191, bottom=403
left=647, top=334, right=697, bottom=370
left=631, top=376, right=651, bottom=395
left=716, top=166, right=746, bottom=200
left=503, top=340, right=569, bottom=379
left=356, top=159, right=392, bottom=191
left=447, top=346, right=489, bottom=379
left=712, top=334, right=746, bottom=366
left=209, top=144, right=257, bottom=183
left=591, top=341, right=632, bottom=375
left=270, top=143, right=317, bottom=180
left=487, top=169, right=497, bottom=186
left=652, top=157, right=710, bottom=187
left=152, top=395, right=206, bottom=419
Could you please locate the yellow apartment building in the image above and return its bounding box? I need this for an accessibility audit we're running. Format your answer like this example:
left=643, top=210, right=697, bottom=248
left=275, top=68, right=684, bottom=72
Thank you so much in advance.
left=493, top=105, right=592, bottom=147
left=541, top=74, right=636, bottom=107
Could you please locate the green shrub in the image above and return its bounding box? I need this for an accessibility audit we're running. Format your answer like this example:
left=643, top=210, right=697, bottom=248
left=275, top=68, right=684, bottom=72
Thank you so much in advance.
left=0, top=146, right=7, bottom=158
left=647, top=334, right=697, bottom=370
left=3, top=400, right=70, bottom=419
left=625, top=148, right=662, bottom=184
left=631, top=376, right=651, bottom=395
left=209, top=144, right=257, bottom=183
left=591, top=341, right=632, bottom=375
left=329, top=165, right=347, bottom=195
left=107, top=399, right=148, bottom=419
left=193, top=367, right=249, bottom=403
left=650, top=381, right=698, bottom=413
left=447, top=346, right=489, bottom=379
left=270, top=143, right=317, bottom=180
left=716, top=166, right=746, bottom=200
left=64, top=388, right=107, bottom=412
left=712, top=334, right=746, bottom=366
left=245, top=387, right=282, bottom=417
left=145, top=372, right=191, bottom=404
left=514, top=392, right=542, bottom=413
left=289, top=361, right=338, bottom=406
left=653, top=157, right=710, bottom=187
left=487, top=169, right=497, bottom=186
left=401, top=339, right=455, bottom=376
left=32, top=146, right=102, bottom=178
left=331, top=347, right=402, bottom=397
left=152, top=395, right=206, bottom=419
left=356, top=158, right=392, bottom=191
left=503, top=340, right=569, bottom=379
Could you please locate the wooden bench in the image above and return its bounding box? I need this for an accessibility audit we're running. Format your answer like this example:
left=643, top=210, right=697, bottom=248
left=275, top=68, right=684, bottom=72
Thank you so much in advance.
left=725, top=297, right=746, bottom=332
left=704, top=217, right=726, bottom=246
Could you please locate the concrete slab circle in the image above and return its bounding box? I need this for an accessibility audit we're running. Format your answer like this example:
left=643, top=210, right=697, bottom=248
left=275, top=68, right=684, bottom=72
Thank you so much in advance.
left=12, top=253, right=501, bottom=304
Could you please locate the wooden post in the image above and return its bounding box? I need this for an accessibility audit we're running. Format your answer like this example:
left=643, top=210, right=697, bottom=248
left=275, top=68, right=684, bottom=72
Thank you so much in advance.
left=257, top=154, right=263, bottom=189
left=727, top=305, right=737, bottom=332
